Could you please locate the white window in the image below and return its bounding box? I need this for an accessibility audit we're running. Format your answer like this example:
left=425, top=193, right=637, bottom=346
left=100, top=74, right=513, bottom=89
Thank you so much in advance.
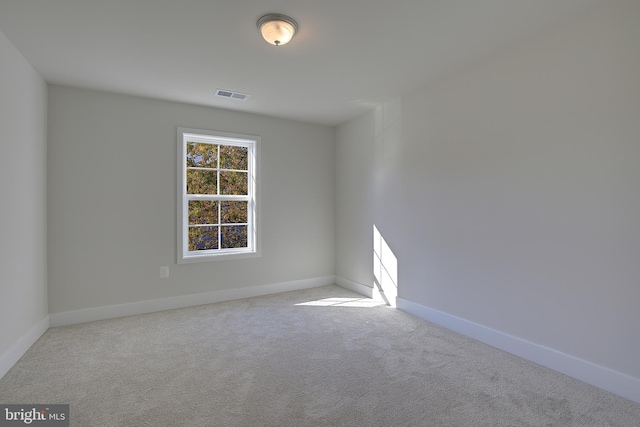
left=177, top=128, right=259, bottom=263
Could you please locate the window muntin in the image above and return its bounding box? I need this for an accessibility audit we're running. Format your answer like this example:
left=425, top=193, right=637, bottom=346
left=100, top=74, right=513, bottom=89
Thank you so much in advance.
left=178, top=128, right=258, bottom=262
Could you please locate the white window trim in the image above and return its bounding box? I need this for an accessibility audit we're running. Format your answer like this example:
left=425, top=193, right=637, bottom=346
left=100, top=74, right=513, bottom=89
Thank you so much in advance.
left=177, top=127, right=261, bottom=263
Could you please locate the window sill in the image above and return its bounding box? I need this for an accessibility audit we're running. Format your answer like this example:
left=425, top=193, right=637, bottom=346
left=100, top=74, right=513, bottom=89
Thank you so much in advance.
left=178, top=249, right=261, bottom=264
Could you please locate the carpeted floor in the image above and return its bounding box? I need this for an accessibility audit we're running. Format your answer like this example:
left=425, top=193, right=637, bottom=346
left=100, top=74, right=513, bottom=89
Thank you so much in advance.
left=1, top=285, right=639, bottom=426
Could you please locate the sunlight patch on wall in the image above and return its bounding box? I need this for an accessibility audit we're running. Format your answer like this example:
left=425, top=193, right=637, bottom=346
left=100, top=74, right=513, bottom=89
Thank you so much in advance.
left=374, top=225, right=398, bottom=307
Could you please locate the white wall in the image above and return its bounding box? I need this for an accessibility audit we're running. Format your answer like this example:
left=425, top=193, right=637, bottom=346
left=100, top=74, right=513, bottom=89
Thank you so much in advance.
left=0, top=30, right=48, bottom=368
left=335, top=112, right=374, bottom=287
left=47, top=86, right=334, bottom=314
left=336, top=0, right=640, bottom=397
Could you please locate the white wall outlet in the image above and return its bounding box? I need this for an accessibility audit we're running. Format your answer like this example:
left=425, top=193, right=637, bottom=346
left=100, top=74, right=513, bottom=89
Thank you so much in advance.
left=160, top=266, right=169, bottom=278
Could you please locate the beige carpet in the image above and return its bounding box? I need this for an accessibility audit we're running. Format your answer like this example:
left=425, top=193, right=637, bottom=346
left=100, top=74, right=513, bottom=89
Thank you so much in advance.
left=1, top=285, right=639, bottom=426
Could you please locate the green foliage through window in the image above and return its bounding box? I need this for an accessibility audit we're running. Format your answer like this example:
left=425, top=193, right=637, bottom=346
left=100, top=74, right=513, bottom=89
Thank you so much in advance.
left=185, top=140, right=251, bottom=252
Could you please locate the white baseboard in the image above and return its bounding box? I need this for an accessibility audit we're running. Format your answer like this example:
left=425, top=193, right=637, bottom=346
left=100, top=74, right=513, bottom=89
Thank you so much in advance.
left=50, top=276, right=335, bottom=327
left=0, top=315, right=49, bottom=380
left=397, top=297, right=640, bottom=404
left=336, top=276, right=373, bottom=298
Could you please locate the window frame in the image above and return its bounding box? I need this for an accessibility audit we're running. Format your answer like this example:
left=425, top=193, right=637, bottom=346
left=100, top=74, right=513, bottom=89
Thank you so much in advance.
left=177, top=127, right=260, bottom=263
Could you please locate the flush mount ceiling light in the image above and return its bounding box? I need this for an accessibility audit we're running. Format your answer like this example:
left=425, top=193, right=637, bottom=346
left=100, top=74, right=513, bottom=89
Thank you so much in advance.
left=257, top=13, right=298, bottom=46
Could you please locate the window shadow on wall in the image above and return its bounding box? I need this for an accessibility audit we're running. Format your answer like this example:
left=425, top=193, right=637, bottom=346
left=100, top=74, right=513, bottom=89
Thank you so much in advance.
left=373, top=225, right=398, bottom=307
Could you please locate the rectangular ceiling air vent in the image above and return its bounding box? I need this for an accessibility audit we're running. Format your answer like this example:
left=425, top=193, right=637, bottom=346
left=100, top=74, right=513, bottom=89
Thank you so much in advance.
left=215, top=88, right=250, bottom=101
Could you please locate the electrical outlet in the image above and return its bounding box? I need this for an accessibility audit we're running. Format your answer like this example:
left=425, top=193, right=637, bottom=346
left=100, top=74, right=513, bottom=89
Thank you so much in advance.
left=160, top=266, right=169, bottom=278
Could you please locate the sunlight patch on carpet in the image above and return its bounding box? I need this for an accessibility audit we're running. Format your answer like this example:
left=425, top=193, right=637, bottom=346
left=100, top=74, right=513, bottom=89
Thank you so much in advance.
left=295, top=297, right=386, bottom=308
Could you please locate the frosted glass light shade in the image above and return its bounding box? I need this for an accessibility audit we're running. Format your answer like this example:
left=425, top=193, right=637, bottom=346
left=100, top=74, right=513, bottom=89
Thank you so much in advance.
left=257, top=14, right=298, bottom=46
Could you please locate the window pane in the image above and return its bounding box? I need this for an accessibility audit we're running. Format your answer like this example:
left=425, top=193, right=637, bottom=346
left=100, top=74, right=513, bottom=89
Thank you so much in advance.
left=187, top=169, right=217, bottom=194
left=188, top=226, right=219, bottom=251
left=221, top=201, right=247, bottom=224
left=186, top=142, right=217, bottom=168
left=189, top=201, right=218, bottom=225
left=221, top=225, right=248, bottom=249
left=219, top=171, right=247, bottom=195
left=220, top=145, right=248, bottom=170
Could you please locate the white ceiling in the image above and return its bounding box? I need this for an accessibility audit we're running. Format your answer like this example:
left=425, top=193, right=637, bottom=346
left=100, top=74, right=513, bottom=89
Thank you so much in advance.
left=0, top=0, right=603, bottom=126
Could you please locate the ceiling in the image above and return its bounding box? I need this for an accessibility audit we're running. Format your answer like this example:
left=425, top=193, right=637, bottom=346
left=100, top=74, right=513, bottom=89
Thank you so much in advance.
left=0, top=0, right=603, bottom=126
